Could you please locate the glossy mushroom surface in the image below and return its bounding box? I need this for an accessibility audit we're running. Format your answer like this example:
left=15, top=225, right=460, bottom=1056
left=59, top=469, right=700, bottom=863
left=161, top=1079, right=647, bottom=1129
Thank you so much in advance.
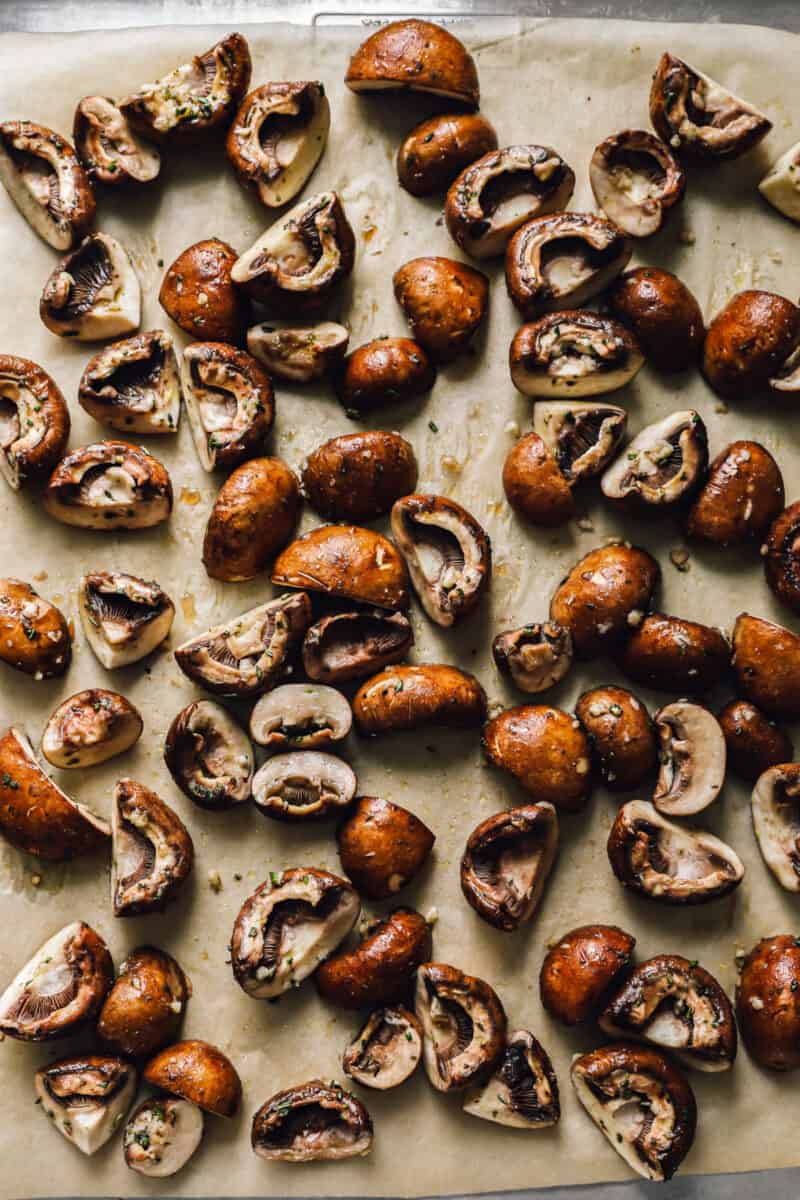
left=73, top=95, right=160, bottom=186
left=303, top=608, right=413, bottom=685
left=415, top=962, right=506, bottom=1092
left=44, top=442, right=172, bottom=530
left=252, top=750, right=356, bottom=822
left=335, top=337, right=435, bottom=415
left=718, top=699, right=793, bottom=783
left=397, top=113, right=497, bottom=196
left=273, top=526, right=409, bottom=610
left=608, top=266, right=704, bottom=372
left=0, top=120, right=95, bottom=249
left=111, top=779, right=194, bottom=917
left=549, top=543, right=660, bottom=658
left=509, top=312, right=643, bottom=398
left=601, top=411, right=708, bottom=510
left=589, top=128, right=685, bottom=237
left=337, top=795, right=435, bottom=899
left=618, top=613, right=730, bottom=695
left=575, top=686, right=657, bottom=790
left=353, top=664, right=486, bottom=734
left=35, top=1054, right=136, bottom=1155
left=303, top=431, right=418, bottom=523
left=40, top=233, right=140, bottom=341
left=462, top=1029, right=560, bottom=1129
left=78, top=330, right=180, bottom=435
left=202, top=457, right=299, bottom=582
left=316, top=908, right=432, bottom=1011
left=159, top=238, right=248, bottom=344
left=143, top=1039, right=241, bottom=1117
left=42, top=689, right=143, bottom=768
left=653, top=701, right=726, bottom=816
left=124, top=1097, right=203, bottom=1178
left=735, top=935, right=800, bottom=1070
left=764, top=501, right=800, bottom=615
left=492, top=621, right=573, bottom=694
left=501, top=432, right=574, bottom=527
left=540, top=924, right=635, bottom=1026
left=702, top=290, right=800, bottom=401
left=226, top=81, right=329, bottom=207
left=345, top=19, right=479, bottom=108
left=533, top=400, right=627, bottom=483
left=181, top=342, right=274, bottom=473
left=343, top=1005, right=422, bottom=1089
left=97, top=946, right=188, bottom=1059
left=732, top=612, right=800, bottom=719
left=685, top=440, right=784, bottom=546
left=79, top=572, right=174, bottom=668
left=0, top=578, right=71, bottom=678
left=252, top=1081, right=373, bottom=1162
left=460, top=803, right=558, bottom=931
left=164, top=699, right=253, bottom=809
left=0, top=356, right=70, bottom=490
left=751, top=763, right=800, bottom=891
left=247, top=320, right=348, bottom=383
left=393, top=256, right=488, bottom=363
left=483, top=705, right=591, bottom=811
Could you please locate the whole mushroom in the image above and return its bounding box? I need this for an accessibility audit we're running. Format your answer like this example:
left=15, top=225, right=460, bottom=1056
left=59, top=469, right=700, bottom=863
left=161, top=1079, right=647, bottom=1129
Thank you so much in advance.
left=482, top=705, right=592, bottom=811
left=397, top=113, right=497, bottom=196
left=540, top=924, right=636, bottom=1026
left=202, top=457, right=300, bottom=582
left=608, top=267, right=704, bottom=373
left=736, top=935, right=800, bottom=1070
left=160, top=239, right=248, bottom=345
left=393, top=256, right=488, bottom=362
left=345, top=19, right=479, bottom=108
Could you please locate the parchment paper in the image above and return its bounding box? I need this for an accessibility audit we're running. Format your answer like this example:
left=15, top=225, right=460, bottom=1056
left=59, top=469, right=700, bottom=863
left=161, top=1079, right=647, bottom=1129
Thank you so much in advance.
left=1, top=15, right=800, bottom=1198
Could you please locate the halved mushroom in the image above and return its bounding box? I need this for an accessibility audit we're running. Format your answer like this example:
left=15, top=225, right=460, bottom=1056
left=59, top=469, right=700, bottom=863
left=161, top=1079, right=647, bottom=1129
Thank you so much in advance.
left=492, top=621, right=573, bottom=694
left=463, top=1029, right=560, bottom=1129
left=252, top=751, right=356, bottom=822
left=415, top=963, right=506, bottom=1093
left=0, top=120, right=95, bottom=250
left=247, top=321, right=349, bottom=383
left=73, top=96, right=161, bottom=186
left=252, top=1081, right=373, bottom=1162
left=601, top=411, right=708, bottom=508
left=250, top=684, right=352, bottom=750
left=303, top=608, right=413, bottom=685
left=590, top=129, right=685, bottom=237
left=719, top=699, right=793, bottom=783
left=0, top=578, right=71, bottom=678
left=0, top=922, right=112, bottom=1040
left=685, top=439, right=785, bottom=547
left=97, top=946, right=188, bottom=1059
left=539, top=924, right=636, bottom=1026
left=599, top=954, right=737, bottom=1072
left=510, top=313, right=643, bottom=398
left=391, top=493, right=491, bottom=627
left=42, top=689, right=143, bottom=768
left=174, top=592, right=312, bottom=697
left=231, top=868, right=359, bottom=999
left=607, top=799, right=744, bottom=904
left=344, top=19, right=479, bottom=108
left=736, top=935, right=800, bottom=1071
left=764, top=502, right=800, bottom=615
left=752, top=763, right=800, bottom=891
left=533, top=400, right=627, bottom=482
left=164, top=700, right=253, bottom=809
left=144, top=1039, right=241, bottom=1117
left=759, top=141, right=800, bottom=222
left=445, top=145, right=575, bottom=259
left=335, top=337, right=436, bottom=416
left=502, top=432, right=574, bottom=527
left=353, top=664, right=486, bottom=734
left=316, top=908, right=432, bottom=1010
left=618, top=613, right=730, bottom=696
left=124, top=1097, right=203, bottom=1178
left=337, top=796, right=435, bottom=900
left=273, top=526, right=409, bottom=611
left=111, top=778, right=194, bottom=917
left=650, top=52, right=771, bottom=163
left=232, top=191, right=355, bottom=313
left=79, top=572, right=174, bottom=668
left=40, top=233, right=140, bottom=341
left=608, top=267, right=704, bottom=373
left=0, top=356, right=70, bottom=490
left=571, top=1044, right=696, bottom=1182
left=482, top=705, right=592, bottom=812
left=460, top=803, right=558, bottom=931
left=159, top=238, right=248, bottom=345
left=702, top=290, right=800, bottom=401
left=303, top=431, right=419, bottom=523
left=733, top=612, right=800, bottom=719
left=202, top=456, right=300, bottom=584
left=44, top=442, right=172, bottom=529
left=343, top=1005, right=422, bottom=1090
left=653, top=702, right=726, bottom=816
left=227, top=81, right=329, bottom=207
left=181, top=341, right=274, bottom=473
left=78, top=331, right=180, bottom=435
left=36, top=1055, right=136, bottom=1155
left=505, top=212, right=632, bottom=320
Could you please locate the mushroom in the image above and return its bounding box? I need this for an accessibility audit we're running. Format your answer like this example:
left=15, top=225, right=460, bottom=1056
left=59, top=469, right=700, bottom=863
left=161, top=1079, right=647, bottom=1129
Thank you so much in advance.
left=42, top=689, right=143, bottom=768
left=173, top=592, right=312, bottom=697
left=759, top=140, right=800, bottom=222
left=353, top=664, right=486, bottom=734
left=685, top=440, right=784, bottom=546
left=335, top=337, right=436, bottom=416
left=159, top=238, right=248, bottom=344
left=702, top=290, right=800, bottom=401
left=539, top=924, right=636, bottom=1026
left=0, top=726, right=110, bottom=860
left=78, top=330, right=181, bottom=435
left=247, top=321, right=348, bottom=383
left=492, top=621, right=573, bottom=694
left=482, top=705, right=592, bottom=811
left=226, top=81, right=329, bottom=207
left=231, top=868, right=359, bottom=999
left=608, top=267, right=705, bottom=372
left=764, top=501, right=800, bottom=614
left=652, top=701, right=726, bottom=816
left=337, top=795, right=435, bottom=899
left=78, top=572, right=174, bottom=668
left=120, top=33, right=252, bottom=142
left=40, top=233, right=140, bottom=341
left=303, top=431, right=419, bottom=523
left=250, top=684, right=352, bottom=750
left=0, top=922, right=112, bottom=1040
left=718, top=699, right=793, bottom=783
left=143, top=1039, right=241, bottom=1116
left=164, top=700, right=253, bottom=809
left=124, top=1097, right=204, bottom=1178
left=111, top=778, right=194, bottom=917
left=501, top=432, right=574, bottom=527
left=303, top=608, right=413, bottom=685
left=202, top=457, right=300, bottom=583
left=97, top=946, right=188, bottom=1059
left=510, top=312, right=644, bottom=398
left=650, top=52, right=771, bottom=163
left=252, top=1081, right=373, bottom=1162
left=415, top=962, right=506, bottom=1092
left=273, top=526, right=409, bottom=611
left=732, top=612, right=800, bottom=719
left=751, top=763, right=800, bottom=891
left=607, top=799, right=745, bottom=904
left=0, top=578, right=71, bottom=678
left=550, top=542, right=660, bottom=659
left=589, top=129, right=685, bottom=237
left=44, top=442, right=172, bottom=530
left=391, top=493, right=491, bottom=626
left=460, top=803, right=558, bottom=931
left=73, top=96, right=161, bottom=186
left=181, top=342, right=275, bottom=474
left=445, top=145, right=575, bottom=258
left=393, top=256, right=489, bottom=362
left=343, top=1005, right=422, bottom=1089
left=252, top=750, right=356, bottom=822
left=571, top=1044, right=696, bottom=1182
left=505, top=212, right=632, bottom=320
left=232, top=191, right=355, bottom=313
left=462, top=1029, right=560, bottom=1129
left=575, top=685, right=657, bottom=790
left=600, top=955, right=737, bottom=1072
left=0, top=356, right=70, bottom=490
left=602, top=411, right=708, bottom=510
left=316, top=908, right=432, bottom=1010
left=36, top=1054, right=136, bottom=1155
left=736, top=935, right=800, bottom=1070
left=0, top=120, right=95, bottom=249
left=532, top=400, right=627, bottom=483
left=397, top=113, right=498, bottom=197
left=344, top=19, right=479, bottom=108
left=617, top=613, right=730, bottom=694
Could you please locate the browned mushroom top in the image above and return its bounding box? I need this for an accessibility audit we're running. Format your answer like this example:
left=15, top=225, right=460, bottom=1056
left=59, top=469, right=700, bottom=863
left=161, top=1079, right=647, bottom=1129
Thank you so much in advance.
left=144, top=1039, right=242, bottom=1117
left=0, top=355, right=70, bottom=490
left=0, top=578, right=71, bottom=678
left=702, top=290, right=800, bottom=401
left=273, top=525, right=409, bottom=611
left=732, top=612, right=800, bottom=719
left=353, top=664, right=487, bottom=734
left=345, top=19, right=479, bottom=108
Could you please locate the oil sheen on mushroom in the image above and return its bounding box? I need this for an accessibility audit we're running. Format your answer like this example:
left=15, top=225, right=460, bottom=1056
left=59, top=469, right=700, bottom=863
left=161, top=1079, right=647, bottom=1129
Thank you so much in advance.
left=302, top=608, right=413, bottom=685
left=345, top=19, right=479, bottom=107
left=0, top=356, right=70, bottom=490
left=226, top=81, right=330, bottom=207
left=73, top=96, right=161, bottom=185
left=79, top=572, right=175, bottom=668
left=343, top=1006, right=423, bottom=1090
left=35, top=1054, right=137, bottom=1154
left=533, top=400, right=627, bottom=483
left=44, top=442, right=173, bottom=530
left=0, top=922, right=112, bottom=1040
left=252, top=751, right=357, bottom=821
left=589, top=129, right=685, bottom=237
left=41, top=689, right=143, bottom=768
left=111, top=779, right=194, bottom=917
left=510, top=312, right=643, bottom=398
left=415, top=962, right=507, bottom=1092
left=460, top=803, right=558, bottom=931
left=251, top=1081, right=373, bottom=1162
left=601, top=411, right=708, bottom=508
left=78, top=330, right=180, bottom=435
left=0, top=120, right=95, bottom=250
left=652, top=701, right=726, bottom=816
left=751, top=762, right=800, bottom=891
left=0, top=578, right=71, bottom=678
left=164, top=699, right=253, bottom=809
left=463, top=1029, right=560, bottom=1129
left=40, top=233, right=141, bottom=341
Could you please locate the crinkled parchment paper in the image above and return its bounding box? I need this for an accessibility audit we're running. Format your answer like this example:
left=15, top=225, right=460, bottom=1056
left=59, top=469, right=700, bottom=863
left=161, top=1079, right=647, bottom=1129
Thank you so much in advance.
left=1, top=16, right=800, bottom=1198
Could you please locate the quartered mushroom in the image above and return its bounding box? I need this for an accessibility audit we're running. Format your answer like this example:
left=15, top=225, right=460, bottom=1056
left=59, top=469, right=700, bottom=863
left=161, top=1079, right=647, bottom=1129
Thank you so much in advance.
left=345, top=18, right=479, bottom=108
left=354, top=664, right=486, bottom=734
left=250, top=684, right=352, bottom=750
left=533, top=400, right=627, bottom=483
left=0, top=120, right=95, bottom=250
left=601, top=410, right=708, bottom=509
left=273, top=526, right=409, bottom=611
left=252, top=750, right=356, bottom=822
left=303, top=432, right=419, bottom=524
left=510, top=312, right=643, bottom=398
left=445, top=145, right=575, bottom=258
left=143, top=1039, right=241, bottom=1117
left=736, top=935, right=800, bottom=1071
left=752, top=762, right=800, bottom=891
left=0, top=578, right=71, bottom=679
left=550, top=542, right=660, bottom=659
left=164, top=699, right=253, bottom=809
left=415, top=962, right=506, bottom=1093
left=589, top=129, right=685, bottom=237
left=44, top=442, right=172, bottom=529
left=539, top=924, right=636, bottom=1026
left=40, top=233, right=141, bottom=341
left=338, top=795, right=434, bottom=900
left=159, top=237, right=248, bottom=345
left=230, top=868, right=359, bottom=999
left=124, top=1096, right=204, bottom=1178
left=607, top=799, right=745, bottom=905
left=303, top=608, right=413, bottom=685
left=492, top=621, right=573, bottom=694
left=618, top=613, right=730, bottom=696
left=393, top=256, right=488, bottom=363
left=174, top=592, right=312, bottom=697
left=252, top=1081, right=373, bottom=1162
left=609, top=266, right=705, bottom=373
left=463, top=1029, right=560, bottom=1129
left=732, top=612, right=800, bottom=719
left=0, top=356, right=70, bottom=490
left=316, top=908, right=432, bottom=1011
left=702, top=290, right=800, bottom=401
left=97, top=946, right=188, bottom=1058
left=181, top=341, right=274, bottom=473
left=719, top=699, right=793, bottom=783
left=653, top=701, right=726, bottom=817
left=575, top=686, right=657, bottom=791
left=685, top=439, right=785, bottom=547
left=759, top=140, right=800, bottom=222
left=73, top=96, right=161, bottom=186
left=502, top=432, right=574, bottom=528
left=42, top=689, right=143, bottom=768
left=343, top=1005, right=422, bottom=1090
left=79, top=572, right=174, bottom=668
left=0, top=922, right=112, bottom=1040
left=247, top=321, right=349, bottom=383
left=460, top=803, right=558, bottom=931
left=599, top=954, right=737, bottom=1072
left=78, top=330, right=181, bottom=435
left=227, top=81, right=330, bottom=207
left=35, top=1054, right=136, bottom=1154
left=111, top=779, right=194, bottom=917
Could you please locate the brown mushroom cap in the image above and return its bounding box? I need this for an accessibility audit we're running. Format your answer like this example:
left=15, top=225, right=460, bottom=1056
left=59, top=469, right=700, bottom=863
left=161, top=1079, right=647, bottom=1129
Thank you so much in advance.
left=397, top=113, right=498, bottom=197
left=502, top=432, right=574, bottom=527
left=252, top=1081, right=373, bottom=1162
left=0, top=356, right=70, bottom=490
left=353, top=664, right=486, bottom=734
left=159, top=239, right=248, bottom=345
left=685, top=440, right=784, bottom=546
left=35, top=1053, right=138, bottom=1156
left=492, top=621, right=573, bottom=694
left=550, top=543, right=660, bottom=659
left=616, top=612, right=730, bottom=694
left=763, top=501, right=800, bottom=614
left=112, top=778, right=194, bottom=917
left=247, top=320, right=349, bottom=384
left=732, top=612, right=800, bottom=718
left=393, top=256, right=489, bottom=363
left=273, top=525, right=409, bottom=610
left=482, top=705, right=592, bottom=812
left=303, top=608, right=413, bottom=685
left=343, top=1005, right=422, bottom=1090
left=181, top=341, right=275, bottom=473
left=462, top=1028, right=560, bottom=1129
left=97, top=946, right=188, bottom=1059
left=0, top=120, right=96, bottom=250
left=202, top=458, right=300, bottom=583
left=601, top=410, right=708, bottom=509
left=78, top=330, right=181, bottom=437
left=303, top=431, right=418, bottom=523
left=226, top=81, right=329, bottom=208
left=702, top=290, right=800, bottom=401
left=532, top=400, right=627, bottom=483
left=345, top=20, right=479, bottom=109
left=42, top=688, right=143, bottom=769
left=337, top=795, right=435, bottom=900
left=736, top=935, right=800, bottom=1070
left=460, top=802, right=558, bottom=931
left=144, top=1039, right=241, bottom=1116
left=73, top=95, right=161, bottom=186
left=589, top=128, right=685, bottom=237
left=335, top=338, right=436, bottom=415
left=415, top=962, right=507, bottom=1092
left=575, top=685, right=657, bottom=790
left=607, top=266, right=704, bottom=373
left=751, top=762, right=800, bottom=892
left=718, top=699, right=793, bottom=783
left=540, top=924, right=635, bottom=1026
left=652, top=701, right=726, bottom=816
left=509, top=312, right=643, bottom=399
left=316, top=908, right=432, bottom=1011
left=0, top=578, right=71, bottom=678
left=43, top=441, right=172, bottom=531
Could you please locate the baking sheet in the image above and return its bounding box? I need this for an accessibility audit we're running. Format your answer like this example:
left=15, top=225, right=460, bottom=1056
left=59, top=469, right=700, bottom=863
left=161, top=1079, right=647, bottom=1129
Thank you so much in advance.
left=1, top=15, right=800, bottom=1198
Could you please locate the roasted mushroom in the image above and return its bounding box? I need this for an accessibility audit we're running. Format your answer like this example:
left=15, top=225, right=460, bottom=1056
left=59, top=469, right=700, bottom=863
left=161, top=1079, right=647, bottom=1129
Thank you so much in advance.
left=73, top=96, right=160, bottom=186
left=164, top=700, right=253, bottom=810
left=273, top=526, right=409, bottom=611
left=718, top=699, right=793, bottom=783
left=343, top=1005, right=422, bottom=1089
left=79, top=572, right=174, bottom=668
left=78, top=330, right=180, bottom=435
left=337, top=795, right=435, bottom=899
left=532, top=400, right=627, bottom=483
left=550, top=542, right=660, bottom=658
left=463, top=1029, right=560, bottom=1129
left=492, top=621, right=573, bottom=694
left=510, top=312, right=643, bottom=397
left=602, top=411, right=708, bottom=509
left=608, top=267, right=704, bottom=373
left=181, top=342, right=275, bottom=473
left=247, top=321, right=348, bottom=383
left=0, top=922, right=112, bottom=1040
left=575, top=686, right=657, bottom=790
left=652, top=701, right=726, bottom=816
left=732, top=612, right=800, bottom=719
left=702, top=290, right=800, bottom=401
left=736, top=935, right=800, bottom=1070
left=607, top=799, right=744, bottom=904
left=250, top=684, right=352, bottom=750
left=393, top=256, right=489, bottom=363
left=231, top=868, right=359, bottom=999
left=159, top=238, right=248, bottom=345
left=617, top=613, right=729, bottom=694
left=501, top=432, right=575, bottom=527
left=589, top=129, right=685, bottom=237
left=40, top=233, right=140, bottom=341
left=540, top=924, right=635, bottom=1026
left=460, top=803, right=558, bottom=931
left=111, top=778, right=194, bottom=917
left=303, top=608, right=413, bottom=685
left=0, top=578, right=71, bottom=678
left=36, top=1054, right=136, bottom=1155
left=759, top=140, right=800, bottom=222
left=571, top=1044, right=696, bottom=1181
left=226, top=81, right=329, bottom=207
left=685, top=440, right=784, bottom=546
left=415, top=962, right=506, bottom=1092
left=764, top=501, right=800, bottom=614
left=124, top=1097, right=203, bottom=1178
left=482, top=705, right=592, bottom=811
left=505, top=212, right=632, bottom=320
left=335, top=337, right=436, bottom=416
left=751, top=763, right=800, bottom=891
left=44, top=442, right=172, bottom=530
left=252, top=751, right=356, bottom=822
left=445, top=145, right=575, bottom=258
left=252, top=1081, right=373, bottom=1162
left=202, top=457, right=300, bottom=582
left=397, top=113, right=497, bottom=196
left=144, top=1039, right=241, bottom=1116
left=42, top=689, right=142, bottom=768
left=303, top=431, right=419, bottom=523
left=345, top=19, right=479, bottom=108
left=0, top=356, right=70, bottom=490
left=97, top=946, right=188, bottom=1059
left=316, top=908, right=432, bottom=1011
left=353, top=664, right=486, bottom=734
left=0, top=120, right=95, bottom=249
left=174, top=592, right=311, bottom=697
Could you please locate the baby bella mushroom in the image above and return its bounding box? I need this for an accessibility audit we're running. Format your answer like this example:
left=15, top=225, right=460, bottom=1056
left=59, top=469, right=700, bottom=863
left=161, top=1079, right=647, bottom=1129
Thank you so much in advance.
left=337, top=795, right=435, bottom=899
left=391, top=493, right=490, bottom=626
left=492, top=621, right=573, bottom=694
left=226, top=81, right=329, bottom=208
left=303, top=431, right=419, bottom=523
left=73, top=95, right=160, bottom=186
left=316, top=908, right=432, bottom=1011
left=0, top=356, right=70, bottom=490
left=549, top=542, right=660, bottom=659
left=42, top=689, right=143, bottom=768
left=509, top=311, right=643, bottom=398
left=303, top=608, right=413, bottom=685
left=274, top=525, right=409, bottom=610
left=343, top=1006, right=422, bottom=1090
left=736, top=935, right=800, bottom=1070
left=393, top=256, right=488, bottom=363
left=718, top=699, right=793, bottom=783
left=589, top=129, right=685, bottom=237
left=78, top=330, right=181, bottom=436
left=0, top=120, right=95, bottom=249
left=252, top=1081, right=373, bottom=1162
left=759, top=140, right=800, bottom=222
left=123, top=1097, right=203, bottom=1178
left=763, top=501, right=800, bottom=615
left=533, top=400, right=627, bottom=483
left=44, top=442, right=172, bottom=530
left=502, top=432, right=574, bottom=527
left=35, top=1055, right=136, bottom=1155
left=78, top=572, right=174, bottom=668
left=164, top=699, right=253, bottom=809
left=685, top=440, right=784, bottom=546
left=40, top=233, right=140, bottom=341
left=415, top=962, right=506, bottom=1092
left=608, top=266, right=704, bottom=373
left=460, top=802, right=558, bottom=931
left=601, top=411, right=708, bottom=510
left=397, top=113, right=497, bottom=196
left=751, top=762, right=800, bottom=891
left=732, top=613, right=800, bottom=719
left=462, top=1029, right=560, bottom=1129
left=702, top=290, right=800, bottom=401
left=250, top=683, right=351, bottom=751
left=182, top=342, right=274, bottom=474
left=345, top=19, right=479, bottom=108
left=0, top=578, right=71, bottom=679
left=252, top=751, right=356, bottom=822
left=618, top=614, right=730, bottom=695
left=111, top=779, right=194, bottom=917
left=652, top=701, right=726, bottom=816
left=482, top=705, right=592, bottom=811
left=539, top=924, right=635, bottom=1026
left=144, top=1040, right=241, bottom=1114
left=353, top=664, right=486, bottom=734
left=575, top=685, right=657, bottom=791
left=160, top=238, right=248, bottom=344
left=97, top=946, right=188, bottom=1059
left=203, top=458, right=300, bottom=582
left=335, top=337, right=435, bottom=416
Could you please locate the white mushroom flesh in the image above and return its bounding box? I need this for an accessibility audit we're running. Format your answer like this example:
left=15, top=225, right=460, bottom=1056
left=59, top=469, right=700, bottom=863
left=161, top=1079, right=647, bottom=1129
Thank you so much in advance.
left=392, top=501, right=487, bottom=627
left=111, top=781, right=191, bottom=915
left=0, top=922, right=107, bottom=1040
left=76, top=96, right=160, bottom=182
left=494, top=622, right=573, bottom=693
left=343, top=1007, right=422, bottom=1090
left=571, top=1061, right=680, bottom=1182
left=653, top=702, right=726, bottom=817
left=759, top=141, right=800, bottom=223
left=621, top=800, right=744, bottom=901
left=247, top=321, right=348, bottom=383
left=181, top=345, right=265, bottom=471
left=35, top=1058, right=137, bottom=1155
left=170, top=699, right=253, bottom=806
left=41, top=233, right=141, bottom=341
left=252, top=750, right=357, bottom=819
left=601, top=411, right=705, bottom=504
left=250, top=683, right=352, bottom=749
left=752, top=763, right=800, bottom=892
left=80, top=331, right=180, bottom=434
left=463, top=1030, right=559, bottom=1128
left=41, top=690, right=142, bottom=768
left=79, top=572, right=174, bottom=669
left=123, top=40, right=238, bottom=136
left=534, top=400, right=627, bottom=480
left=231, top=83, right=330, bottom=207
left=232, top=190, right=348, bottom=298
left=124, top=1098, right=203, bottom=1178
left=0, top=367, right=52, bottom=489
left=515, top=318, right=642, bottom=398
left=415, top=967, right=503, bottom=1092
left=0, top=124, right=85, bottom=250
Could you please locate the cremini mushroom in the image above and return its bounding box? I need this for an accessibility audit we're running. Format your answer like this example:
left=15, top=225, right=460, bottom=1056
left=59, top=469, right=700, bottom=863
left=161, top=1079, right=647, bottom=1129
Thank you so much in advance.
left=181, top=342, right=274, bottom=473
left=736, top=935, right=800, bottom=1070
left=252, top=1081, right=373, bottom=1162
left=618, top=613, right=730, bottom=694
left=252, top=751, right=356, bottom=822
left=250, top=683, right=352, bottom=750
left=533, top=400, right=627, bottom=483
left=337, top=795, right=435, bottom=899
left=589, top=129, right=685, bottom=237
left=502, top=432, right=574, bottom=527
left=353, top=664, right=486, bottom=734
left=608, top=267, right=704, bottom=372
left=226, top=81, right=329, bottom=207
left=0, top=922, right=112, bottom=1040
left=397, top=113, right=497, bottom=196
left=144, top=1040, right=241, bottom=1116
left=393, top=256, right=489, bottom=362
left=78, top=330, right=181, bottom=435
left=343, top=1005, right=422, bottom=1089
left=124, top=1097, right=203, bottom=1178
left=159, top=238, right=248, bottom=344
left=97, top=946, right=188, bottom=1059
left=759, top=140, right=800, bottom=222
left=202, top=457, right=300, bottom=583
left=0, top=120, right=95, bottom=249
left=510, top=312, right=644, bottom=398
left=335, top=337, right=436, bottom=416
left=653, top=701, right=726, bottom=816
left=415, top=962, right=506, bottom=1093
left=602, top=411, right=708, bottom=509
left=732, top=612, right=800, bottom=719
left=702, top=290, right=800, bottom=401
left=483, top=705, right=592, bottom=811
left=764, top=501, right=800, bottom=614
left=550, top=542, right=660, bottom=658
left=575, top=686, right=657, bottom=790
left=345, top=19, right=479, bottom=108
left=273, top=525, right=409, bottom=610
left=164, top=699, right=253, bottom=809
left=79, top=572, right=174, bottom=668
left=40, top=233, right=140, bottom=341
left=463, top=1029, right=560, bottom=1129
left=316, top=908, right=432, bottom=1011
left=718, top=699, right=793, bottom=783
left=0, top=578, right=71, bottom=678
left=752, top=763, right=800, bottom=891
left=247, top=321, right=348, bottom=383
left=111, top=779, right=194, bottom=917
left=685, top=440, right=784, bottom=547
left=73, top=96, right=161, bottom=186
left=303, top=608, right=413, bottom=685
left=492, top=621, right=573, bottom=694
left=303, top=431, right=418, bottom=523
left=460, top=803, right=558, bottom=931
left=42, top=689, right=143, bottom=768
left=539, top=924, right=635, bottom=1026
left=36, top=1054, right=136, bottom=1155
left=44, top=442, right=172, bottom=530
left=0, top=356, right=70, bottom=490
